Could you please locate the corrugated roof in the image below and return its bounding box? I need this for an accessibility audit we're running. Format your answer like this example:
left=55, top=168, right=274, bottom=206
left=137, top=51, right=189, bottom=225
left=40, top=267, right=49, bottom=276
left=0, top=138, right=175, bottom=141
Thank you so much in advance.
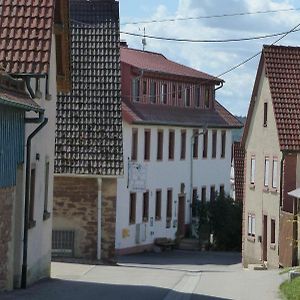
left=122, top=99, right=242, bottom=128
left=121, top=47, right=223, bottom=82
left=55, top=0, right=123, bottom=176
left=0, top=0, right=54, bottom=74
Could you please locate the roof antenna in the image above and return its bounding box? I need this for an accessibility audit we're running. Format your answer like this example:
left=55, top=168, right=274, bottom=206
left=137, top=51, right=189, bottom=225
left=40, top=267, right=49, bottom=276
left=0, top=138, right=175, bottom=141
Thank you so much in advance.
left=142, top=27, right=147, bottom=51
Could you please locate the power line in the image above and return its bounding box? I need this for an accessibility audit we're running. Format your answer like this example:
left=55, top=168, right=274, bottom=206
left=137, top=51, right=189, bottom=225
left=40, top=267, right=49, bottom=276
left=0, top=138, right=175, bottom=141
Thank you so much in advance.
left=121, top=28, right=300, bottom=44
left=121, top=7, right=300, bottom=26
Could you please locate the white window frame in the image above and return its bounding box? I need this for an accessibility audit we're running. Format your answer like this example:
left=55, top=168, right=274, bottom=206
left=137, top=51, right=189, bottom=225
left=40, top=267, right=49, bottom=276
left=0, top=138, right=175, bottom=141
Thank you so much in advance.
left=272, top=159, right=278, bottom=189
left=264, top=157, right=270, bottom=187
left=250, top=156, right=255, bottom=184
left=248, top=214, right=255, bottom=237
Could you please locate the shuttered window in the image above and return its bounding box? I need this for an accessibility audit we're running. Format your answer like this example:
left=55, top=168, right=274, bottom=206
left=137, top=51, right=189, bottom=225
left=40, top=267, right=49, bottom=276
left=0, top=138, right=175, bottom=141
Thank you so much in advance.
left=150, top=81, right=157, bottom=103
left=193, top=129, right=199, bottom=159
left=144, top=129, right=151, bottom=161
left=157, top=130, right=163, bottom=160
left=168, top=130, right=175, bottom=160
left=155, top=190, right=162, bottom=220
left=131, top=128, right=138, bottom=161
left=143, top=191, right=149, bottom=222
left=212, top=130, right=217, bottom=158
left=221, top=130, right=226, bottom=158
left=132, top=79, right=140, bottom=102
left=180, top=130, right=186, bottom=160
left=129, top=193, right=136, bottom=224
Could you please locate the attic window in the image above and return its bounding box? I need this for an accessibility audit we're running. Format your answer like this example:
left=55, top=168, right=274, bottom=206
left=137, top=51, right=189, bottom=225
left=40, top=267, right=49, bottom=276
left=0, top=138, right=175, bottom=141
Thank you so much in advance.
left=263, top=102, right=268, bottom=127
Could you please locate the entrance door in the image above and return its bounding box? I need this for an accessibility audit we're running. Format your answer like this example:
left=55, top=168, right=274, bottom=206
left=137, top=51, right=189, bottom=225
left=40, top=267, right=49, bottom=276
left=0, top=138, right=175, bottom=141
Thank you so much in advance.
left=263, top=215, right=268, bottom=262
left=178, top=196, right=186, bottom=237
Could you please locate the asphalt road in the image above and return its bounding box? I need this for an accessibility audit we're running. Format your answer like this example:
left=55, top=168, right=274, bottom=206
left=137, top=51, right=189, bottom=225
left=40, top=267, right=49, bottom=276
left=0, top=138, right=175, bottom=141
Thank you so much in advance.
left=1, top=251, right=286, bottom=300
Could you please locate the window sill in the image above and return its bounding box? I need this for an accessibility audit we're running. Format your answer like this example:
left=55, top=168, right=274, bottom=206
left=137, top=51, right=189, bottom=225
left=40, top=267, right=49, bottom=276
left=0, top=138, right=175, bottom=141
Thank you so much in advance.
left=247, top=236, right=255, bottom=243
left=263, top=187, right=269, bottom=193
left=270, top=188, right=278, bottom=194
left=270, top=243, right=276, bottom=250
left=155, top=217, right=162, bottom=221
left=249, top=184, right=255, bottom=190
left=129, top=221, right=135, bottom=225
left=142, top=218, right=149, bottom=223
left=28, top=219, right=36, bottom=229
left=43, top=211, right=51, bottom=221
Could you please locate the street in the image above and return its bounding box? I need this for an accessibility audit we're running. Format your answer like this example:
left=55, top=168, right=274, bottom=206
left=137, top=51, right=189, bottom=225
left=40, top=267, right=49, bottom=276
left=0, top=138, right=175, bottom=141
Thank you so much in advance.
left=1, top=251, right=285, bottom=300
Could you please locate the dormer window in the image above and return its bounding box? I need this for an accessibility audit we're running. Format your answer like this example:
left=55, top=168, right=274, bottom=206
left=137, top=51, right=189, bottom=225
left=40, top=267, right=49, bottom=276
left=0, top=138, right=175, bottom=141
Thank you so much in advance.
left=161, top=83, right=167, bottom=104
left=172, top=84, right=176, bottom=101
left=178, top=85, right=182, bottom=99
left=132, top=78, right=140, bottom=102
left=150, top=81, right=156, bottom=103
left=143, top=80, right=147, bottom=95
left=184, top=87, right=190, bottom=107
left=195, top=86, right=200, bottom=108
left=205, top=86, right=211, bottom=108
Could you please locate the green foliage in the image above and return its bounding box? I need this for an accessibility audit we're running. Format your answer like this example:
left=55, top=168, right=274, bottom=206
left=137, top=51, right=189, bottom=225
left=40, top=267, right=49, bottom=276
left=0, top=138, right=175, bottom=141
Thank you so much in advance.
left=197, top=193, right=242, bottom=251
left=280, top=277, right=300, bottom=300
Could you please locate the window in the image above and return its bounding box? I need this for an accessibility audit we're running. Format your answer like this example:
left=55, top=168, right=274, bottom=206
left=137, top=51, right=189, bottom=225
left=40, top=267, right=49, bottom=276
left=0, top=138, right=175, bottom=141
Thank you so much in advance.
left=180, top=130, right=186, bottom=160
left=193, top=129, right=199, bottom=159
left=29, top=167, right=36, bottom=226
left=161, top=83, right=167, bottom=104
left=131, top=128, right=138, bottom=161
left=248, top=214, right=255, bottom=237
left=172, top=84, right=176, bottom=100
left=264, top=157, right=270, bottom=187
left=143, top=191, right=149, bottom=222
left=155, top=190, right=162, bottom=220
left=157, top=130, right=163, bottom=160
left=210, top=185, right=215, bottom=202
left=144, top=129, right=151, bottom=161
left=271, top=219, right=275, bottom=244
left=132, top=78, right=140, bottom=102
left=203, top=131, right=208, bottom=158
left=143, top=80, right=147, bottom=95
left=184, top=88, right=190, bottom=107
left=166, top=189, right=173, bottom=228
left=150, top=81, right=156, bottom=103
left=168, top=130, right=175, bottom=160
left=250, top=156, right=256, bottom=184
left=205, top=86, right=210, bottom=108
left=272, top=159, right=278, bottom=189
left=178, top=85, right=182, bottom=99
left=195, top=86, right=201, bottom=108
left=43, top=160, right=50, bottom=219
left=221, top=130, right=226, bottom=158
left=201, top=186, right=206, bottom=202
left=263, top=102, right=268, bottom=127
left=212, top=130, right=217, bottom=158
left=129, top=193, right=136, bottom=224
left=220, top=185, right=225, bottom=197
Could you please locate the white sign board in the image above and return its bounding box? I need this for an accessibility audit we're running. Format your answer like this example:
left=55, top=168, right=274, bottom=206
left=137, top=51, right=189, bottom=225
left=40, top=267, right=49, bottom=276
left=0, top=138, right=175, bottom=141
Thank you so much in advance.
left=128, top=162, right=147, bottom=192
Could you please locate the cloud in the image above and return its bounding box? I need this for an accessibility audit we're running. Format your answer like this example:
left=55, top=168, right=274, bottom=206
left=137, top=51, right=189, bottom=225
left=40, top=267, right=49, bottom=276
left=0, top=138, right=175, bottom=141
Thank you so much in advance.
left=120, top=0, right=300, bottom=116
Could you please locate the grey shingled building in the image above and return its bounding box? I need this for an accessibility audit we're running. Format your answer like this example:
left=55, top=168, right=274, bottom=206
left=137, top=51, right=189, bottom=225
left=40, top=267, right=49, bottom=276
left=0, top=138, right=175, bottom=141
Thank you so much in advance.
left=53, top=0, right=123, bottom=261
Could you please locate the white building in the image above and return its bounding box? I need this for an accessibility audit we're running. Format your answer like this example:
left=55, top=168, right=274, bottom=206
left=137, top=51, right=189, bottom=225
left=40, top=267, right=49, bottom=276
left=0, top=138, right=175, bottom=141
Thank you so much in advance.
left=115, top=46, right=242, bottom=255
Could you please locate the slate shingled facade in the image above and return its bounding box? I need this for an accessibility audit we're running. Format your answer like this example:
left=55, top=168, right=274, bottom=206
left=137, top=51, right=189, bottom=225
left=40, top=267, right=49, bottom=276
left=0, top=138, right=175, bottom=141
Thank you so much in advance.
left=53, top=0, right=123, bottom=261
left=55, top=0, right=123, bottom=176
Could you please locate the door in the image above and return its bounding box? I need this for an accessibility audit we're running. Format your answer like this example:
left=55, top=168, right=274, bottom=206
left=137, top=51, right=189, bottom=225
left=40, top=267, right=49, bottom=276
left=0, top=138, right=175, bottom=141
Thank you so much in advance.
left=178, top=196, right=185, bottom=237
left=263, top=215, right=268, bottom=262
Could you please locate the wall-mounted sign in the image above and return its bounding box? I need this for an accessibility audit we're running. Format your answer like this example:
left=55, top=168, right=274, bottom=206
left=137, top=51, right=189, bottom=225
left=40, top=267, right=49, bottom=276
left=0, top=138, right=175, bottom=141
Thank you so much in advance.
left=128, top=162, right=147, bottom=192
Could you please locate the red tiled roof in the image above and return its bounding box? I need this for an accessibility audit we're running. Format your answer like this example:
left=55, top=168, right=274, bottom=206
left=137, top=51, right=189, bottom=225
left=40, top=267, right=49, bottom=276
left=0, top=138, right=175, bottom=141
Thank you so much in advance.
left=233, top=142, right=245, bottom=203
left=122, top=99, right=243, bottom=128
left=120, top=47, right=223, bottom=83
left=264, top=45, right=300, bottom=151
left=0, top=0, right=55, bottom=74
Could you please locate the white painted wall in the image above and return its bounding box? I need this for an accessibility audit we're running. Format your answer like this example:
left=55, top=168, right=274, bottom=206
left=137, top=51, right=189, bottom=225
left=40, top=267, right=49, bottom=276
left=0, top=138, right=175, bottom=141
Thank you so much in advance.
left=20, top=35, right=57, bottom=284
left=116, top=121, right=233, bottom=252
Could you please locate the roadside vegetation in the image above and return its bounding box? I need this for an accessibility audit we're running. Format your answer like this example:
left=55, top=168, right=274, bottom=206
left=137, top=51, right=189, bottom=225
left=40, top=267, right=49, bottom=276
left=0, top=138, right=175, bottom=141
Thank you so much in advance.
left=196, top=193, right=242, bottom=251
left=280, top=277, right=300, bottom=300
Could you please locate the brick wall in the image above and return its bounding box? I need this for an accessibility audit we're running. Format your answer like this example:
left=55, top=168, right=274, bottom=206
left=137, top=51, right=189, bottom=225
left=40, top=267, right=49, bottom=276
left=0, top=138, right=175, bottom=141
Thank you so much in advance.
left=0, top=187, right=14, bottom=291
left=53, top=177, right=98, bottom=259
left=53, top=176, right=117, bottom=260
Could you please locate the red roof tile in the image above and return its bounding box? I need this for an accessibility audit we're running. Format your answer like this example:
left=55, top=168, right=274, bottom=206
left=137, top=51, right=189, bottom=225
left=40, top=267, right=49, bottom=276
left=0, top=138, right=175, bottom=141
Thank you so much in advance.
left=264, top=45, right=300, bottom=151
left=0, top=0, right=55, bottom=74
left=120, top=47, right=223, bottom=83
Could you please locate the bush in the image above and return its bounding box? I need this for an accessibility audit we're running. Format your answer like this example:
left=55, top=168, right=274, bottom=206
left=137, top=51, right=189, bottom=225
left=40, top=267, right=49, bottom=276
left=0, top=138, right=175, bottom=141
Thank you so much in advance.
left=197, top=193, right=242, bottom=251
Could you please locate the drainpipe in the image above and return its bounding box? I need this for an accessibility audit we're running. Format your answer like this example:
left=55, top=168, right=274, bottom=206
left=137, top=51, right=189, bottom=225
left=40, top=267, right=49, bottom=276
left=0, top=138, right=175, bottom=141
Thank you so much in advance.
left=97, top=178, right=102, bottom=260
left=21, top=115, right=48, bottom=289
left=278, top=152, right=285, bottom=258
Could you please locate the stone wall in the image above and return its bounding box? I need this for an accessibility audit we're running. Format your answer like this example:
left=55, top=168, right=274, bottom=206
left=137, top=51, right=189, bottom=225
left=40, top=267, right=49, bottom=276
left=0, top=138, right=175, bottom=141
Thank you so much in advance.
left=0, top=187, right=15, bottom=291
left=53, top=177, right=98, bottom=259
left=53, top=176, right=117, bottom=260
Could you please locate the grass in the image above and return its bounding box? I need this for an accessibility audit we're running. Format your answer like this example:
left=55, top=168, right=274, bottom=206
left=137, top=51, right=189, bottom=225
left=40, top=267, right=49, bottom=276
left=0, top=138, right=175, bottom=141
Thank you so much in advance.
left=280, top=277, right=300, bottom=300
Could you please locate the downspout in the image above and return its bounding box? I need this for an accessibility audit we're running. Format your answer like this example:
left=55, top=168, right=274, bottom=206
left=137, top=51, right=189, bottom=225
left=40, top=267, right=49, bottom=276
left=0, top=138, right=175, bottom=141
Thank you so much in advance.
left=21, top=115, right=48, bottom=289
left=278, top=151, right=285, bottom=259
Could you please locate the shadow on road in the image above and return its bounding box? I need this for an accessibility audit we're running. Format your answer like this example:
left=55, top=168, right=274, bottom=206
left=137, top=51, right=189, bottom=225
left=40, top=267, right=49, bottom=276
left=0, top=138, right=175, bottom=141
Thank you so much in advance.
left=117, top=250, right=241, bottom=267
left=1, top=278, right=231, bottom=300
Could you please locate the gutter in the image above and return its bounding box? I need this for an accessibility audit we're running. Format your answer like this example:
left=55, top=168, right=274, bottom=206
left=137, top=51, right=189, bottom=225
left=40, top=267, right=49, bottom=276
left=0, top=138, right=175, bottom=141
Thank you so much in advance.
left=21, top=113, right=48, bottom=289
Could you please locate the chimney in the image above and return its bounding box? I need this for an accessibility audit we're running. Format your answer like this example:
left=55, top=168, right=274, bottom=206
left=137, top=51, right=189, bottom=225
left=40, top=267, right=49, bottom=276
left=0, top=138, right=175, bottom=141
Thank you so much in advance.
left=120, top=40, right=128, bottom=48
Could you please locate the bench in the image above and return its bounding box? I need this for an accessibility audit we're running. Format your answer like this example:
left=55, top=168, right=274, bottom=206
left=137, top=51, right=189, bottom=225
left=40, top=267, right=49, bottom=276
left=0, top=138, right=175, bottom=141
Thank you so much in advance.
left=154, top=238, right=176, bottom=251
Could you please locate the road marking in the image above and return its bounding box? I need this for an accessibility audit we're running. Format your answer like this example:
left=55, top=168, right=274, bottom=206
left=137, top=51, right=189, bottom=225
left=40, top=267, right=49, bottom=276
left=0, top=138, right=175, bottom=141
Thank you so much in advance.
left=163, top=272, right=201, bottom=300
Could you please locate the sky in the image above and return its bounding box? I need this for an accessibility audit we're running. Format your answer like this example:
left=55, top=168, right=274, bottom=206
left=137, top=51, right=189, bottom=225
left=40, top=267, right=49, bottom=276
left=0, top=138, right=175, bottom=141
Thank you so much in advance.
left=119, top=0, right=300, bottom=116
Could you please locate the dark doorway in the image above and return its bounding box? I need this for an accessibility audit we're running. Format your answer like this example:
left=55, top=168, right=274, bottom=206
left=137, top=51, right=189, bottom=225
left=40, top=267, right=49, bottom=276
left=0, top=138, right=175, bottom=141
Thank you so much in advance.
left=263, top=215, right=268, bottom=262
left=178, top=196, right=185, bottom=237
